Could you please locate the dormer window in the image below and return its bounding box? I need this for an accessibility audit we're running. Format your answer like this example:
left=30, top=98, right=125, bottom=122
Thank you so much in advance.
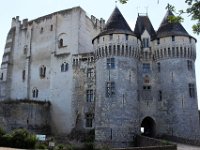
left=142, top=38, right=149, bottom=48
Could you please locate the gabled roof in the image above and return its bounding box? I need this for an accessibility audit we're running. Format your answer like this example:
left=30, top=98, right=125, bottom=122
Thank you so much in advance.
left=134, top=15, right=156, bottom=40
left=95, top=7, right=135, bottom=37
left=156, top=10, right=190, bottom=38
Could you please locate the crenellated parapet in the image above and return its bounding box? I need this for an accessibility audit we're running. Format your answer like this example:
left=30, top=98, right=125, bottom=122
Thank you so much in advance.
left=95, top=43, right=140, bottom=60
left=93, top=34, right=141, bottom=60
left=153, top=43, right=196, bottom=61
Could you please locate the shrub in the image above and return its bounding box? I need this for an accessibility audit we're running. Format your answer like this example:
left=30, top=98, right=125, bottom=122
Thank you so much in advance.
left=0, top=128, right=37, bottom=149
left=54, top=144, right=66, bottom=150
left=10, top=128, right=37, bottom=148
left=0, top=127, right=5, bottom=136
left=66, top=144, right=75, bottom=150
left=0, top=134, right=12, bottom=147
left=35, top=142, right=48, bottom=149
left=83, top=142, right=94, bottom=150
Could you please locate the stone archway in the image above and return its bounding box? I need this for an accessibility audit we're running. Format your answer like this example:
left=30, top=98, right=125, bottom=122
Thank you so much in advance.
left=141, top=116, right=156, bottom=137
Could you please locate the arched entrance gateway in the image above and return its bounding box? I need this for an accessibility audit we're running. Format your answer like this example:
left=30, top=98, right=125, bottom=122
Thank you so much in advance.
left=141, top=117, right=156, bottom=137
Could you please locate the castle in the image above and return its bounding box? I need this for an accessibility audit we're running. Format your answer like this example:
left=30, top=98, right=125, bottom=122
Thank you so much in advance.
left=0, top=6, right=199, bottom=146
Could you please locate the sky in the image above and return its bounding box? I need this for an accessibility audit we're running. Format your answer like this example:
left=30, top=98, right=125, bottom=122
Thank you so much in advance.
left=0, top=0, right=199, bottom=108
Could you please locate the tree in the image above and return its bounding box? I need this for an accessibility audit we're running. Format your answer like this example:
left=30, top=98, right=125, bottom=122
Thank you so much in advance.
left=118, top=0, right=200, bottom=35
left=118, top=0, right=128, bottom=4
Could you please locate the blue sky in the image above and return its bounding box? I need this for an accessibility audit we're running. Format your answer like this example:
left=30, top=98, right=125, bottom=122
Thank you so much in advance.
left=0, top=0, right=199, bottom=108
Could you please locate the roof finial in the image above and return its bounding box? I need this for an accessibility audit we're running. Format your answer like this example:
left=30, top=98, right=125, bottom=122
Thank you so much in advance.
left=145, top=6, right=148, bottom=16
left=136, top=6, right=140, bottom=15
left=115, top=0, right=118, bottom=6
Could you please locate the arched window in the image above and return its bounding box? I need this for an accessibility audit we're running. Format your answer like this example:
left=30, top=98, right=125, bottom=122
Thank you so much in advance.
left=61, top=62, right=68, bottom=72
left=32, top=88, right=39, bottom=98
left=59, top=39, right=63, bottom=47
left=40, top=65, right=46, bottom=78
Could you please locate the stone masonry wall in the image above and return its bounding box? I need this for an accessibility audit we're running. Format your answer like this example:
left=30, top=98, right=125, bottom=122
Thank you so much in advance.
left=0, top=100, right=50, bottom=134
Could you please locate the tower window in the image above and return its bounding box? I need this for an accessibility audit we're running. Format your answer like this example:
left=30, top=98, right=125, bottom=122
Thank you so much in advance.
left=109, top=34, right=113, bottom=40
left=40, top=65, right=46, bottom=78
left=187, top=60, right=193, bottom=70
left=59, top=39, right=63, bottom=48
left=40, top=27, right=44, bottom=33
left=142, top=38, right=149, bottom=48
left=125, top=34, right=129, bottom=41
left=157, top=38, right=160, bottom=45
left=144, top=75, right=150, bottom=83
left=188, top=83, right=195, bottom=98
left=86, top=89, right=93, bottom=102
left=143, top=63, right=150, bottom=73
left=106, top=81, right=115, bottom=97
left=22, top=70, right=25, bottom=81
left=24, top=45, right=27, bottom=55
left=157, top=62, right=161, bottom=72
left=61, top=62, right=68, bottom=72
left=107, top=58, right=115, bottom=69
left=143, top=86, right=151, bottom=90
left=85, top=113, right=94, bottom=128
left=87, top=68, right=93, bottom=78
left=172, top=36, right=175, bottom=41
left=50, top=25, right=53, bottom=31
left=32, top=88, right=39, bottom=98
left=158, top=90, right=162, bottom=101
left=0, top=73, right=3, bottom=80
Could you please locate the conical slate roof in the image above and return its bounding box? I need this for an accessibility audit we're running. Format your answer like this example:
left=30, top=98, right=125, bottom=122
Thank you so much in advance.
left=134, top=15, right=156, bottom=40
left=156, top=10, right=190, bottom=38
left=97, top=7, right=135, bottom=36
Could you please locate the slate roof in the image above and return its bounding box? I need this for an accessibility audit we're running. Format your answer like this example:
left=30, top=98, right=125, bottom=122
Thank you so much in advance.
left=94, top=7, right=135, bottom=39
left=156, top=10, right=190, bottom=38
left=134, top=15, right=156, bottom=40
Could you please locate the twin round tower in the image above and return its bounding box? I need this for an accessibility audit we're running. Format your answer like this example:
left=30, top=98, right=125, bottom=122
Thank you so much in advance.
left=93, top=7, right=199, bottom=145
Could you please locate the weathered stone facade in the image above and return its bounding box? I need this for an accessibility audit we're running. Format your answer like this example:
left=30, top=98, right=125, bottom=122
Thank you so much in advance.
left=0, top=6, right=199, bottom=147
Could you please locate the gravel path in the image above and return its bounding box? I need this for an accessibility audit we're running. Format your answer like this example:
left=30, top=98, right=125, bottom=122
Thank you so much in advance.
left=177, top=143, right=200, bottom=150
left=1, top=144, right=200, bottom=150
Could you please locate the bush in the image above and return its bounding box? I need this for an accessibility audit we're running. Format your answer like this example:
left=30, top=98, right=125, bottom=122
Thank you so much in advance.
left=66, top=144, right=75, bottom=150
left=0, top=127, right=5, bottom=136
left=0, top=134, right=12, bottom=147
left=0, top=128, right=37, bottom=149
left=10, top=128, right=37, bottom=148
left=83, top=142, right=94, bottom=150
left=54, top=144, right=66, bottom=150
left=35, top=142, right=48, bottom=149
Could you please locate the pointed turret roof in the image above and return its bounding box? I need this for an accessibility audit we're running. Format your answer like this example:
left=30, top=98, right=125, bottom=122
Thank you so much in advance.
left=156, top=10, right=190, bottom=38
left=96, top=7, right=134, bottom=37
left=134, top=15, right=156, bottom=40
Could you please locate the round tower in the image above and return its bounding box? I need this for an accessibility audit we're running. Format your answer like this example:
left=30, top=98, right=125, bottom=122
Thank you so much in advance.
left=93, top=7, right=141, bottom=147
left=153, top=10, right=200, bottom=140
